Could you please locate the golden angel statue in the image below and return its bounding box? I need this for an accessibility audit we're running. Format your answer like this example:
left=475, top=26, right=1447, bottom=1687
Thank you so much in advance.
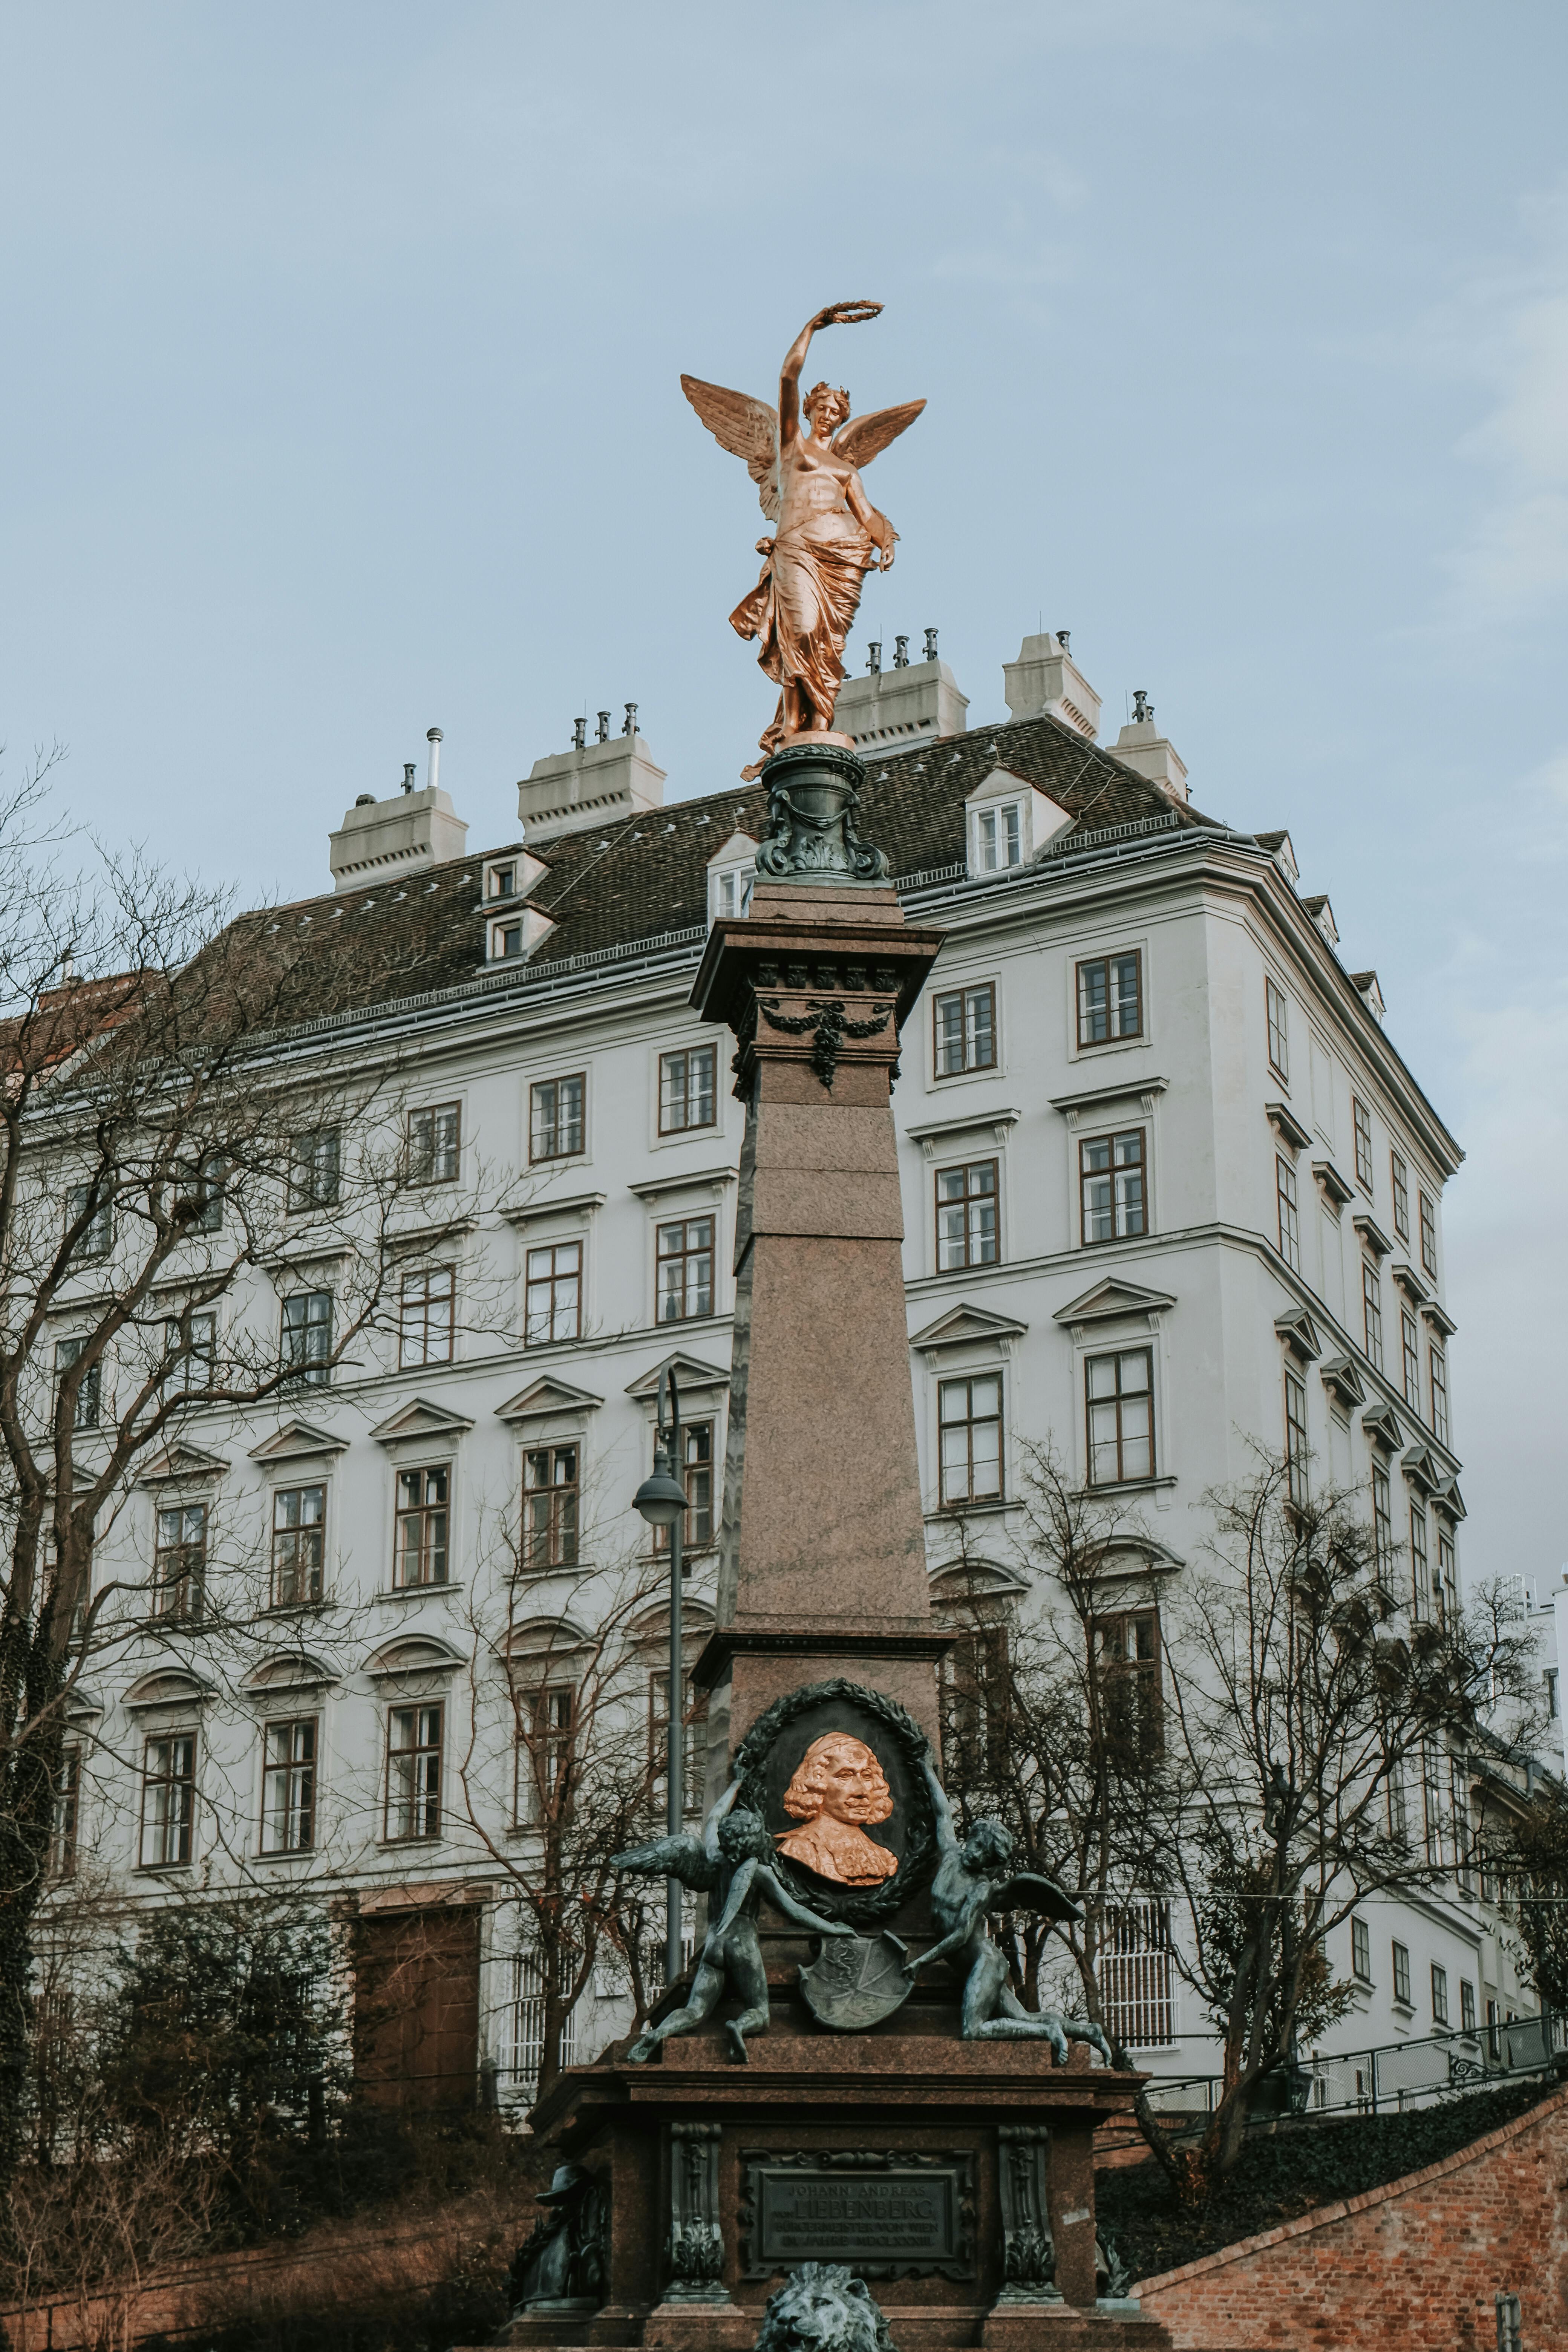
left=681, top=301, right=925, bottom=780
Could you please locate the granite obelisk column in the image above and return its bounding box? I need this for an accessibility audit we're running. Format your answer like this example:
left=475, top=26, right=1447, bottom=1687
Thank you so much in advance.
left=689, top=741, right=949, bottom=1777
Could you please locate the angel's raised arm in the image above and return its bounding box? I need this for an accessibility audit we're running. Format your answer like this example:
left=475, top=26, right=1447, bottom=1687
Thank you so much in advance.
left=778, top=300, right=884, bottom=447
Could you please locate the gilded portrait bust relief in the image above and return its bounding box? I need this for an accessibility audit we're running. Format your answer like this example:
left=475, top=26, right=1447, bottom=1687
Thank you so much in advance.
left=775, top=1733, right=899, bottom=1886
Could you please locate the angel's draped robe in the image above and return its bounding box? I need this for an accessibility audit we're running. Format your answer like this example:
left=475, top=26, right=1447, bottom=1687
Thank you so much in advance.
left=729, top=516, right=877, bottom=769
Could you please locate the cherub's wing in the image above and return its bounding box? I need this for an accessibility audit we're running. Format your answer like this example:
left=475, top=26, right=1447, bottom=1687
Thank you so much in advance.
left=611, top=1830, right=721, bottom=1893
left=831, top=399, right=926, bottom=472
left=680, top=376, right=780, bottom=521
left=988, top=1871, right=1082, bottom=1925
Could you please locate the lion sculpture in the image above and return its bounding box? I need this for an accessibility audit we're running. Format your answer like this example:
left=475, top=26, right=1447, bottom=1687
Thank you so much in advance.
left=753, top=2264, right=898, bottom=2352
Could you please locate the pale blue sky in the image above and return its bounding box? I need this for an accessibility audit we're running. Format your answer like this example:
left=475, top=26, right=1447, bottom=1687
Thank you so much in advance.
left=3, top=2, right=1564, bottom=1586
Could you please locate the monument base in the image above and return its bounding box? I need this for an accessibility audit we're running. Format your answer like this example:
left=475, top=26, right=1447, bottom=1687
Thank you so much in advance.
left=502, top=1998, right=1172, bottom=2352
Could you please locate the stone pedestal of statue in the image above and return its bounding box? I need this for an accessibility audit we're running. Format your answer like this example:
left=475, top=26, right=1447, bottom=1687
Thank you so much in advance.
left=489, top=746, right=1170, bottom=2352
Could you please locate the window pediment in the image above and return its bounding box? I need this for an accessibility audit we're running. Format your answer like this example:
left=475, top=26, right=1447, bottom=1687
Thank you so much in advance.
left=370, top=1398, right=475, bottom=1449
left=138, top=1442, right=229, bottom=1486
left=1053, top=1279, right=1175, bottom=1332
left=1319, top=1354, right=1367, bottom=1412
left=249, top=1420, right=348, bottom=1465
left=1275, top=1310, right=1321, bottom=1364
left=625, top=1351, right=730, bottom=1402
left=243, top=1649, right=335, bottom=1695
left=364, top=1634, right=466, bottom=1680
left=910, top=1303, right=1028, bottom=1360
left=495, top=1377, right=604, bottom=1426
left=1360, top=1401, right=1403, bottom=1453
left=124, top=1668, right=214, bottom=1712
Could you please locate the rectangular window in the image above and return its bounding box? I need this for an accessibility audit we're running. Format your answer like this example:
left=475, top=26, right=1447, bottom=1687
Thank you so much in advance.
left=178, top=1151, right=225, bottom=1234
left=1410, top=1507, right=1430, bottom=1619
left=502, top=1947, right=579, bottom=2098
left=659, top=1045, right=718, bottom=1135
left=281, top=1290, right=332, bottom=1387
left=657, top=1216, right=715, bottom=1323
left=936, top=1159, right=1000, bottom=1271
left=530, top=1074, right=586, bottom=1161
left=1080, top=1130, right=1147, bottom=1245
left=289, top=1127, right=340, bottom=1213
left=1401, top=1309, right=1421, bottom=1410
left=1265, top=977, right=1289, bottom=1080
left=394, top=1466, right=449, bottom=1588
left=66, top=1181, right=113, bottom=1262
left=1387, top=1764, right=1409, bottom=1846
left=1438, top=1527, right=1458, bottom=1621
left=518, top=1685, right=575, bottom=1823
left=1285, top=1365, right=1309, bottom=1505
left=1101, top=1900, right=1175, bottom=2050
left=488, top=861, right=518, bottom=900
left=653, top=1421, right=715, bottom=1551
left=649, top=1670, right=706, bottom=1816
left=1430, top=1962, right=1448, bottom=2027
left=1460, top=1978, right=1476, bottom=2035
left=1422, top=1741, right=1445, bottom=1864
left=399, top=1266, right=455, bottom=1368
left=140, top=1733, right=196, bottom=1868
left=939, top=1624, right=1012, bottom=1784
left=1353, top=1097, right=1374, bottom=1192
left=260, top=1717, right=317, bottom=1854
left=1372, top=1461, right=1393, bottom=1568
left=385, top=1704, right=442, bottom=1841
left=975, top=802, right=1022, bottom=872
left=152, top=1502, right=206, bottom=1620
left=524, top=1241, right=581, bottom=1344
left=522, top=1444, right=579, bottom=1572
left=939, top=1374, right=1003, bottom=1506
left=1086, top=1348, right=1155, bottom=1486
left=51, top=1747, right=81, bottom=1879
left=1361, top=1258, right=1383, bottom=1369
left=1077, top=952, right=1143, bottom=1047
left=933, top=983, right=997, bottom=1077
left=1351, top=1915, right=1371, bottom=1983
left=493, top=919, right=524, bottom=960
left=1430, top=1348, right=1449, bottom=1447
left=271, top=1484, right=325, bottom=1608
left=1392, top=1940, right=1411, bottom=2007
left=54, top=1336, right=100, bottom=1431
left=162, top=1309, right=216, bottom=1395
left=1419, top=1190, right=1438, bottom=1280
left=406, top=1102, right=460, bottom=1186
left=1276, top=1154, right=1300, bottom=1271
left=1096, top=1609, right=1163, bottom=1759
left=1391, top=1152, right=1410, bottom=1243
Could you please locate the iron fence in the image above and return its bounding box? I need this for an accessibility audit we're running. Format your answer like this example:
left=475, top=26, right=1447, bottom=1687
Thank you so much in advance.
left=1137, top=2008, right=1568, bottom=2124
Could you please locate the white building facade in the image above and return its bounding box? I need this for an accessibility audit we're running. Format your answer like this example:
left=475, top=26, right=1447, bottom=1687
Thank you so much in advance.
left=51, top=632, right=1537, bottom=2107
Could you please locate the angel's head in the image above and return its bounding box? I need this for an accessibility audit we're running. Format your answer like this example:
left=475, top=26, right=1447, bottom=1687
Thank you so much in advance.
left=962, top=1817, right=1015, bottom=1875
left=718, top=1806, right=773, bottom=1864
left=804, top=381, right=850, bottom=437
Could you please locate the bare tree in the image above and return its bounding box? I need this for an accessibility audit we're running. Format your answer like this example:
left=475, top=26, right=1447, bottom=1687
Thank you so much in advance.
left=0, top=771, right=491, bottom=2178
left=1151, top=1462, right=1538, bottom=2197
left=452, top=1528, right=682, bottom=2101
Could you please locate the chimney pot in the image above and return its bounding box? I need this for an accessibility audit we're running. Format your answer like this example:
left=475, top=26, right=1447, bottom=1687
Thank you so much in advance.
left=358, top=793, right=377, bottom=807
left=1132, top=690, right=1152, bottom=724
left=1057, top=629, right=1070, bottom=652
left=401, top=763, right=416, bottom=793
left=924, top=627, right=938, bottom=663
left=426, top=727, right=443, bottom=795
left=597, top=711, right=611, bottom=743
left=867, top=642, right=881, bottom=675
left=893, top=635, right=910, bottom=669
left=623, top=702, right=638, bottom=736
left=573, top=717, right=586, bottom=752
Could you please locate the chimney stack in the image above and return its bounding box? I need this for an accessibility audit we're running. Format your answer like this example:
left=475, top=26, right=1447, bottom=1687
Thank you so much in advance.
left=1001, top=630, right=1101, bottom=739
left=1109, top=691, right=1189, bottom=804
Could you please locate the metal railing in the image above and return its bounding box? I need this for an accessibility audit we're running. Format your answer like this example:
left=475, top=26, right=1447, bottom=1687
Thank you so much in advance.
left=1137, top=2010, right=1568, bottom=2124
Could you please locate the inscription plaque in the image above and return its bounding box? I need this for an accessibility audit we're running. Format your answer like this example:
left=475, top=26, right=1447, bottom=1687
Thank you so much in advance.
left=739, top=2150, right=975, bottom=2280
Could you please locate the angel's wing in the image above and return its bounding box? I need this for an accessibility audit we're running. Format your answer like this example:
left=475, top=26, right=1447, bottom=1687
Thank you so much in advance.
left=831, top=399, right=927, bottom=473
left=611, top=1830, right=721, bottom=1894
left=680, top=375, right=780, bottom=521
left=988, top=1870, right=1082, bottom=1925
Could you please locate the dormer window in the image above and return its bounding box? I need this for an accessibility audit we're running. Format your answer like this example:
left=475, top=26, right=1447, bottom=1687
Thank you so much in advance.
left=965, top=767, right=1070, bottom=880
left=975, top=803, right=1023, bottom=873
left=706, top=829, right=760, bottom=926
left=488, top=861, right=518, bottom=901
left=492, top=919, right=524, bottom=960
left=485, top=905, right=556, bottom=965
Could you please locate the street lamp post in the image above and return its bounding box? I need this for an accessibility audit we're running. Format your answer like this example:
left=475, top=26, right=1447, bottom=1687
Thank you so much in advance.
left=632, top=1366, right=687, bottom=1992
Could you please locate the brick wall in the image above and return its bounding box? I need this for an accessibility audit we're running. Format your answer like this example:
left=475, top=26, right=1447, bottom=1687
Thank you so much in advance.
left=1138, top=2082, right=1568, bottom=2350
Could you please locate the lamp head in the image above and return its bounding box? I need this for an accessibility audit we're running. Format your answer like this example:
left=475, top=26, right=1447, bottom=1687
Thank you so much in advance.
left=634, top=1462, right=688, bottom=1529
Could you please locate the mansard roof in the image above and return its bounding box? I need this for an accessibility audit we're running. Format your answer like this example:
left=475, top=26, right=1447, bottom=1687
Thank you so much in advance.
left=214, top=711, right=1222, bottom=1037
